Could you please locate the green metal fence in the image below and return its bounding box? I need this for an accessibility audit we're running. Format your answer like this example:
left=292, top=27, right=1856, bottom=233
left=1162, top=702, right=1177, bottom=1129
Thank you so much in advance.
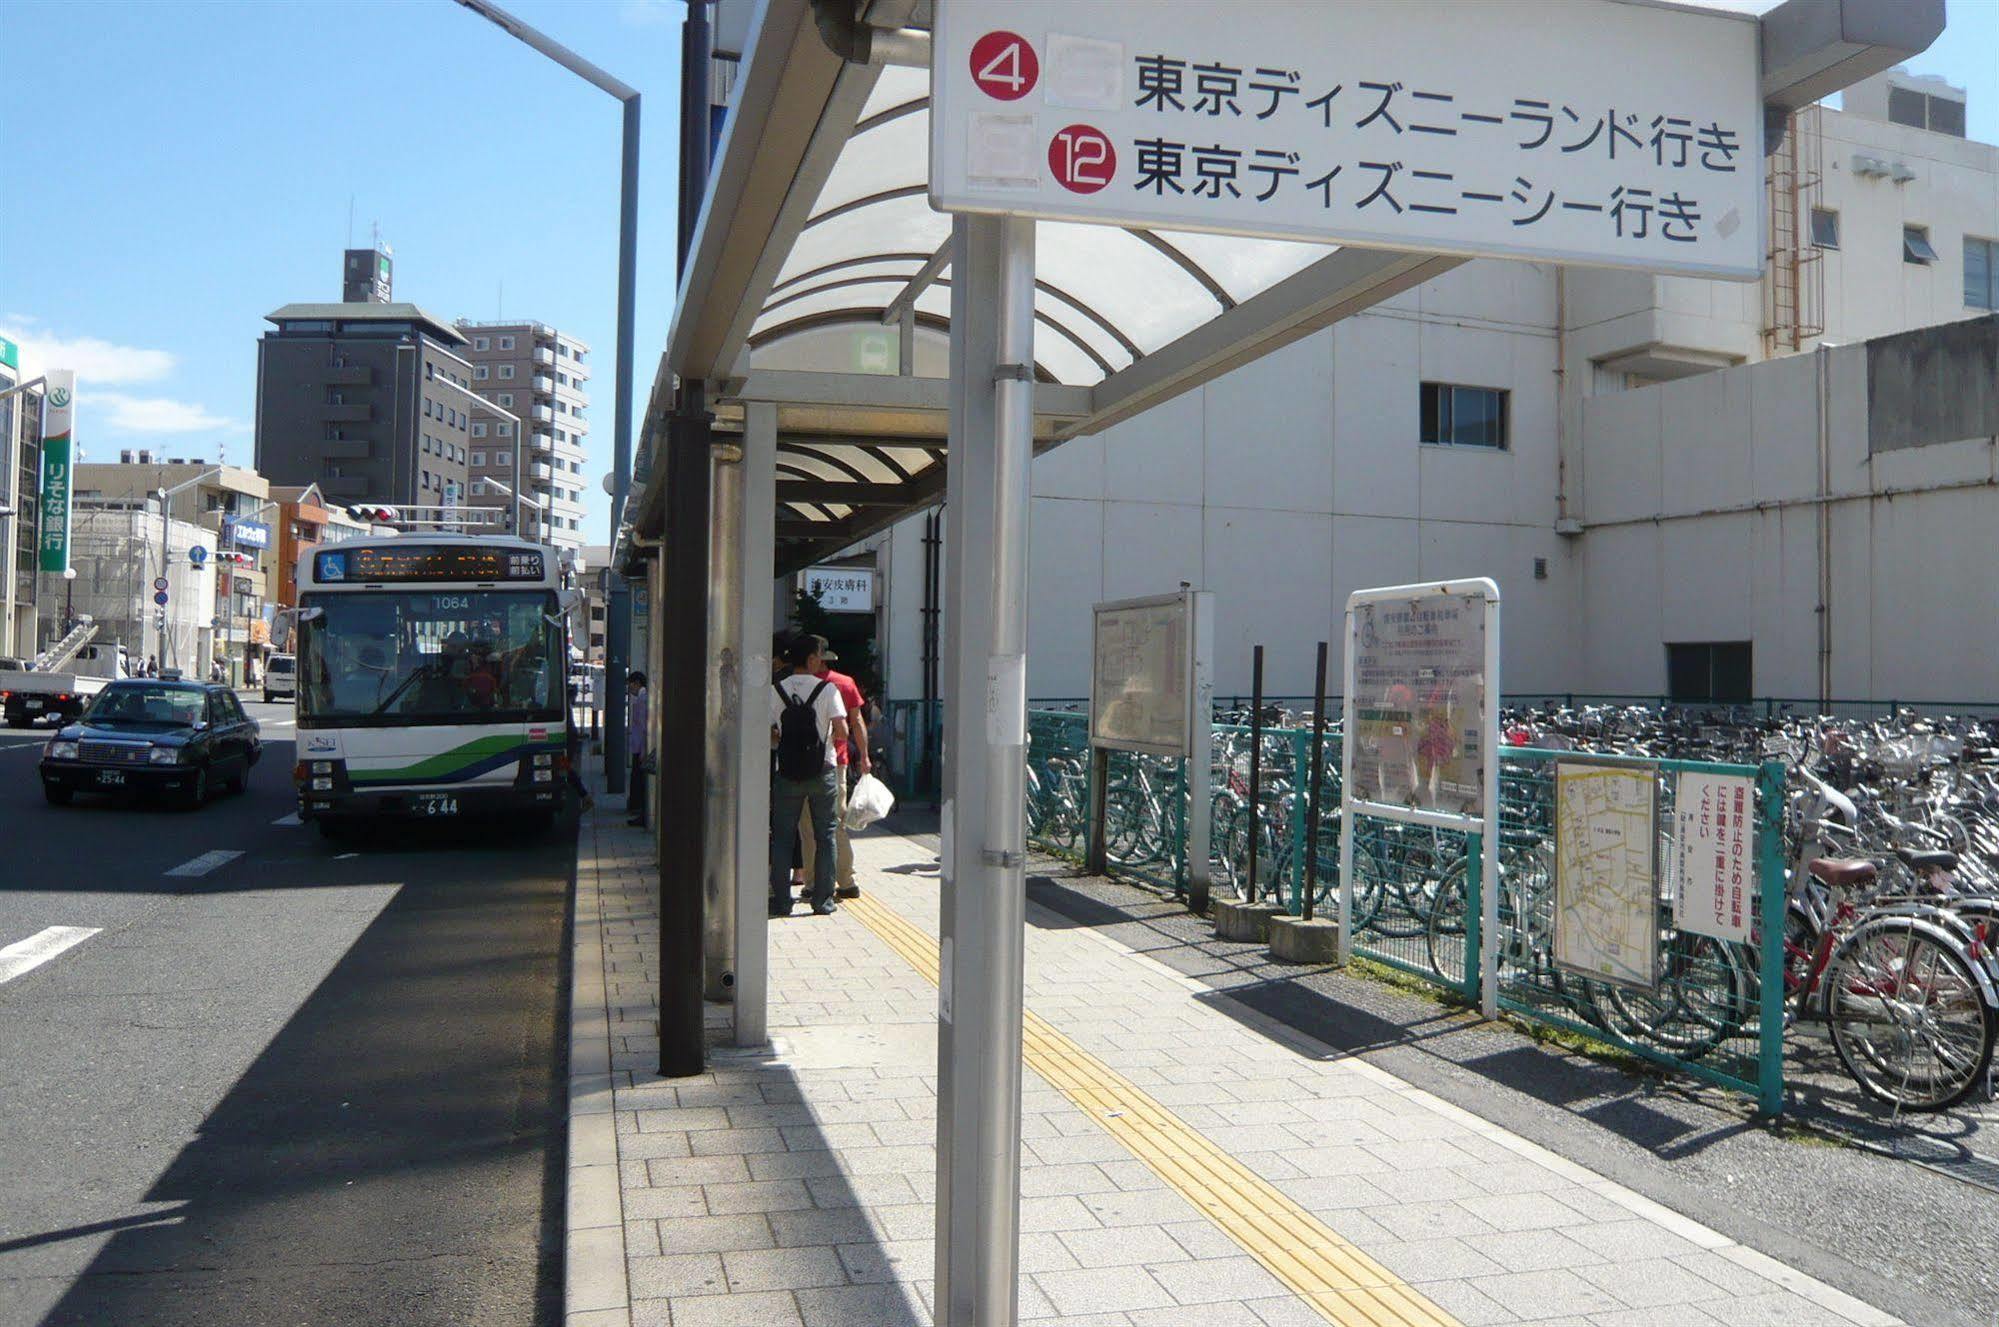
left=1018, top=707, right=1788, bottom=1114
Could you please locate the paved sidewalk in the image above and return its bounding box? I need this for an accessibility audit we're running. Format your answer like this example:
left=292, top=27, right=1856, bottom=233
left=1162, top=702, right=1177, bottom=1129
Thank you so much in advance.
left=566, top=818, right=1903, bottom=1327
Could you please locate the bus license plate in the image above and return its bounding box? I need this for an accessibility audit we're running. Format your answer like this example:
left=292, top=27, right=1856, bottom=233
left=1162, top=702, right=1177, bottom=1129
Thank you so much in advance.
left=414, top=794, right=459, bottom=817
left=97, top=770, right=125, bottom=786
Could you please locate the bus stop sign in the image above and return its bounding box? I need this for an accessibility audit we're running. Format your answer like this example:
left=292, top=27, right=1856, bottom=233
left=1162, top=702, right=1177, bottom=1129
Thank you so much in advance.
left=931, top=0, right=1765, bottom=279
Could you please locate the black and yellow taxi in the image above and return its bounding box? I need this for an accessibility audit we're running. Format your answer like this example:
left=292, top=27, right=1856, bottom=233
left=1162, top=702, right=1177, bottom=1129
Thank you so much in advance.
left=39, top=676, right=262, bottom=809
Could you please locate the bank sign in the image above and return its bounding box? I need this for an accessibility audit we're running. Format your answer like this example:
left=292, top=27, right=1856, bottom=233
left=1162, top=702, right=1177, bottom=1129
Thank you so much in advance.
left=931, top=0, right=1763, bottom=279
left=39, top=370, right=76, bottom=573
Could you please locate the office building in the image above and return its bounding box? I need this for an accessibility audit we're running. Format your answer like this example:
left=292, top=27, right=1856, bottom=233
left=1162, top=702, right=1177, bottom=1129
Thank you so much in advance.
left=456, top=320, right=592, bottom=550
left=74, top=456, right=274, bottom=683
left=0, top=338, right=41, bottom=657
left=254, top=247, right=485, bottom=516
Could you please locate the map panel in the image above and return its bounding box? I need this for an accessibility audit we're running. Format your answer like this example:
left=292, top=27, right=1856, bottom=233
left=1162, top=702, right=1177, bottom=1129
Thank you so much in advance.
left=1553, top=761, right=1659, bottom=990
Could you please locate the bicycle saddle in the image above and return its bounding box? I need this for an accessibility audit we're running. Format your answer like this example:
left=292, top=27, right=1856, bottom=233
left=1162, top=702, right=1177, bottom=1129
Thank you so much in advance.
left=1895, top=847, right=1958, bottom=873
left=1808, top=858, right=1877, bottom=887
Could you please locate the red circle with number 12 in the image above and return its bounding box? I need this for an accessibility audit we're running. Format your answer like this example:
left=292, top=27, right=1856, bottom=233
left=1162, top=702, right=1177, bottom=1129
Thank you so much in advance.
left=969, top=30, right=1037, bottom=101
left=1049, top=124, right=1116, bottom=194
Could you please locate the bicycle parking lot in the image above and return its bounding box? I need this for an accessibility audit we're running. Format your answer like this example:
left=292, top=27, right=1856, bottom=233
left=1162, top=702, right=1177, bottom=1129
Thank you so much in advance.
left=955, top=698, right=1999, bottom=1135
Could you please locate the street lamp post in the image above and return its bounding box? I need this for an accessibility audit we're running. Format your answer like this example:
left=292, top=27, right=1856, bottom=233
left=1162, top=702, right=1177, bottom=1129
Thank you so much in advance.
left=449, top=0, right=639, bottom=795
left=61, top=567, right=76, bottom=634
left=155, top=468, right=222, bottom=672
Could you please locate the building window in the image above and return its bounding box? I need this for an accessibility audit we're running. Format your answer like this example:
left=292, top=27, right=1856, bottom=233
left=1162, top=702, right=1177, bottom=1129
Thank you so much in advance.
left=474, top=337, right=489, bottom=351
left=499, top=336, right=515, bottom=350
left=1888, top=85, right=1966, bottom=137
left=1666, top=642, right=1752, bottom=703
left=472, top=451, right=486, bottom=467
left=1904, top=225, right=1938, bottom=265
left=1810, top=207, right=1839, bottom=249
left=424, top=362, right=435, bottom=380
left=1419, top=383, right=1508, bottom=449
left=497, top=423, right=512, bottom=437
left=1966, top=237, right=1999, bottom=310
left=472, top=422, right=487, bottom=438
left=498, top=365, right=514, bottom=379
left=495, top=450, right=511, bottom=465
left=423, top=399, right=433, bottom=418
left=498, top=392, right=514, bottom=407
left=474, top=365, right=488, bottom=380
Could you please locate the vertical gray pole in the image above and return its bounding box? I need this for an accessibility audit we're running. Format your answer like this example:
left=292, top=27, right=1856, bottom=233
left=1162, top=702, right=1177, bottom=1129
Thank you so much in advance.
left=935, top=213, right=1033, bottom=1327
left=1302, top=641, right=1329, bottom=923
left=604, top=91, right=642, bottom=795
left=1248, top=644, right=1264, bottom=904
left=1338, top=609, right=1357, bottom=962
left=1185, top=590, right=1214, bottom=914
left=704, top=441, right=743, bottom=1002
left=733, top=402, right=777, bottom=1048
left=659, top=388, right=710, bottom=1079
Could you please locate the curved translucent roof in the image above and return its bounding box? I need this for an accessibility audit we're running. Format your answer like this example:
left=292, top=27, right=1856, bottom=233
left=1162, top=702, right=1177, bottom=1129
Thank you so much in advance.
left=748, top=66, right=1336, bottom=388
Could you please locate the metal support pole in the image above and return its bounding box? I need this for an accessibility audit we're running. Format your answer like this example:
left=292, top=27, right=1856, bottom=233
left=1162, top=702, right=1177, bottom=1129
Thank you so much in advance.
left=935, top=213, right=1033, bottom=1327
left=1248, top=645, right=1264, bottom=905
left=1301, top=642, right=1330, bottom=923
left=1184, top=590, right=1214, bottom=915
left=704, top=440, right=743, bottom=1003
left=732, top=402, right=777, bottom=1048
left=603, top=91, right=641, bottom=793
left=1338, top=614, right=1356, bottom=961
left=658, top=387, right=711, bottom=1079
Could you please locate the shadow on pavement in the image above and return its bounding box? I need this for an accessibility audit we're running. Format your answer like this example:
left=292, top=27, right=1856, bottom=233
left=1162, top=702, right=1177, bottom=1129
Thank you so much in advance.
left=32, top=827, right=574, bottom=1327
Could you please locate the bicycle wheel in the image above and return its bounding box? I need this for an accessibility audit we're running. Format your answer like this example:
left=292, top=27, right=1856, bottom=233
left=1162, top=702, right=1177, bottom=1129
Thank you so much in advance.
left=1424, top=866, right=1471, bottom=987
left=1824, top=919, right=1996, bottom=1111
left=1589, top=932, right=1753, bottom=1062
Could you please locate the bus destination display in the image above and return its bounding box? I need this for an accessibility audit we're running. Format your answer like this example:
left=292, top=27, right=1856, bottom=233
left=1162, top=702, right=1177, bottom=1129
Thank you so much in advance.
left=315, top=545, right=545, bottom=584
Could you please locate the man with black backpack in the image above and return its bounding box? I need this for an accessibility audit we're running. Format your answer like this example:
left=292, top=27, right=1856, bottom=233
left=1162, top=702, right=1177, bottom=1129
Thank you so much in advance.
left=769, top=635, right=848, bottom=916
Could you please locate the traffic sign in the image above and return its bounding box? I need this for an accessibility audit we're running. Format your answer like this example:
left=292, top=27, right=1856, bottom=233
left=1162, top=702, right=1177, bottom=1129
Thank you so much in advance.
left=153, top=576, right=169, bottom=592
left=931, top=0, right=1765, bottom=280
left=188, top=545, right=209, bottom=566
left=153, top=590, right=170, bottom=606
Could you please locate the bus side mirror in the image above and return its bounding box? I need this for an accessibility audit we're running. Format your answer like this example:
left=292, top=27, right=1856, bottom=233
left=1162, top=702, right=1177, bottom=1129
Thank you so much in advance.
left=557, top=589, right=585, bottom=614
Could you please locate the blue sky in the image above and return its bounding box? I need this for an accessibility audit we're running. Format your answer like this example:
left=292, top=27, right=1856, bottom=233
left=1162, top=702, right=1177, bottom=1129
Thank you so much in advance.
left=2, top=0, right=1994, bottom=545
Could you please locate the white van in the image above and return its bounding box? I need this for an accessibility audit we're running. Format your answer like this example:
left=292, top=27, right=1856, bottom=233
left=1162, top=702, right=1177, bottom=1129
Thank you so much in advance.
left=263, top=653, right=298, bottom=704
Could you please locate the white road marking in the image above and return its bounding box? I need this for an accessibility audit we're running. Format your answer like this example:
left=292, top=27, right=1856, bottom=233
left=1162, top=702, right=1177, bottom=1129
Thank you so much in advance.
left=272, top=813, right=301, bottom=827
left=0, top=927, right=102, bottom=986
left=164, top=850, right=245, bottom=878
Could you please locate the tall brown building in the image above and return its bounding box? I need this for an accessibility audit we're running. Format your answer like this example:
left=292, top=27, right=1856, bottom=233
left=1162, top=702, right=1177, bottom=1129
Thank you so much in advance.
left=454, top=321, right=591, bottom=550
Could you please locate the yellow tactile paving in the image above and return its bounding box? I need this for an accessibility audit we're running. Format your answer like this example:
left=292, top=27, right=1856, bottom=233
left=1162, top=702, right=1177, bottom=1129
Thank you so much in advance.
left=844, top=892, right=1461, bottom=1327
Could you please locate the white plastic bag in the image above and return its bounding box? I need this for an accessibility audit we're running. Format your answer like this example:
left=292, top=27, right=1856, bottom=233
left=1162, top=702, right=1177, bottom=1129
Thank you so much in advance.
left=845, top=772, right=895, bottom=830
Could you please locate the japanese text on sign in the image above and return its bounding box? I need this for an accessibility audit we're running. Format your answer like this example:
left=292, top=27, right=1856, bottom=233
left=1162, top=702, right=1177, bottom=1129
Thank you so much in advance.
left=804, top=566, right=876, bottom=613
left=1674, top=771, right=1756, bottom=944
left=932, top=0, right=1763, bottom=279
left=1091, top=594, right=1192, bottom=758
left=1349, top=593, right=1487, bottom=815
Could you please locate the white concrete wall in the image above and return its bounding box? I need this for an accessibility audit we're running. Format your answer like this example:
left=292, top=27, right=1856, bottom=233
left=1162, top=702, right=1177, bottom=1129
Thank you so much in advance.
left=863, top=106, right=1998, bottom=708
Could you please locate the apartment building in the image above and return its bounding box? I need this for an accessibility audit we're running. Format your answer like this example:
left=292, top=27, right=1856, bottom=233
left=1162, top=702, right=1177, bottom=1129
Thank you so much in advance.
left=455, top=320, right=592, bottom=550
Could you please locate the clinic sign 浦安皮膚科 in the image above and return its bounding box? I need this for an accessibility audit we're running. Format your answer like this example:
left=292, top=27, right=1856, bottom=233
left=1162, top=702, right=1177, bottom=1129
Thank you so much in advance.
left=804, top=566, right=876, bottom=613
left=931, top=0, right=1763, bottom=280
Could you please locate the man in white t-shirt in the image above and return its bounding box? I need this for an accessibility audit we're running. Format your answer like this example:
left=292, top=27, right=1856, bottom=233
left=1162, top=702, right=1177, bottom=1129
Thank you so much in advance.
left=770, top=634, right=848, bottom=916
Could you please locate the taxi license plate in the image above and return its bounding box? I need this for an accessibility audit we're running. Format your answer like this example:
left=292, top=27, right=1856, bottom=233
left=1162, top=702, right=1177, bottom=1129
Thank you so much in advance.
left=25, top=699, right=42, bottom=710
left=97, top=770, right=126, bottom=786
left=413, top=794, right=459, bottom=817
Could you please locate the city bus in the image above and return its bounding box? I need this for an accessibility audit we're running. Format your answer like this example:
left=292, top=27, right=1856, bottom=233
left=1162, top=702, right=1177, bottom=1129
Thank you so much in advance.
left=291, top=533, right=574, bottom=836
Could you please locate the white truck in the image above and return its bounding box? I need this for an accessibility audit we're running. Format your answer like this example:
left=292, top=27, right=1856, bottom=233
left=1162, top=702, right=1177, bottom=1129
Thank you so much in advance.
left=1, top=643, right=131, bottom=727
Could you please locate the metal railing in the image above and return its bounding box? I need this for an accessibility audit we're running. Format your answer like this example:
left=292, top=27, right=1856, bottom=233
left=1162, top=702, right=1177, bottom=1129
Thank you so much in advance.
left=1013, top=705, right=1788, bottom=1113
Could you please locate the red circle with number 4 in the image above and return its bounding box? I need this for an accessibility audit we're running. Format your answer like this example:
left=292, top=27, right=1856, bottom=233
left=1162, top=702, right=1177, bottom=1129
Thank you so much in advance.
left=1048, top=124, right=1116, bottom=194
left=969, top=30, right=1037, bottom=101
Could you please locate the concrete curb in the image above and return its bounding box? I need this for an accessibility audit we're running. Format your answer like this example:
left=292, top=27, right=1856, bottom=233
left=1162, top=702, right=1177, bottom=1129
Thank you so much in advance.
left=564, top=792, right=630, bottom=1327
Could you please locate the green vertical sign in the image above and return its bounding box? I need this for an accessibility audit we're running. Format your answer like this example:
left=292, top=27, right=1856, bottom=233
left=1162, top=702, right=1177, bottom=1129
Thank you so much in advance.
left=0, top=335, right=18, bottom=371
left=39, top=370, right=75, bottom=573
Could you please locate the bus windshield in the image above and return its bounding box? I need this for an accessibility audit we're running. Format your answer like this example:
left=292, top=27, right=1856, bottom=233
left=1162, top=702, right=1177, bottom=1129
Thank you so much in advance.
left=298, top=589, right=563, bottom=725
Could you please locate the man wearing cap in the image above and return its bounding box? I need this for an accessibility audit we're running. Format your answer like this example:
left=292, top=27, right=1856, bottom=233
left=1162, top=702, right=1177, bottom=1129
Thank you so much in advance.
left=797, top=634, right=871, bottom=900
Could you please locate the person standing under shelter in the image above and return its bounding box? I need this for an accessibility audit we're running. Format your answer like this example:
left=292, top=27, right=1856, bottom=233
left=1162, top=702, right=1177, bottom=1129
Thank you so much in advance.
left=796, top=634, right=871, bottom=900
left=769, top=635, right=847, bottom=917
left=625, top=671, right=650, bottom=829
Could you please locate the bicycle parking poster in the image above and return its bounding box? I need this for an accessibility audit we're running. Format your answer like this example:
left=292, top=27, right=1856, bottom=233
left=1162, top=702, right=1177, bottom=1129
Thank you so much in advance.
left=1673, top=770, right=1755, bottom=945
left=1090, top=593, right=1193, bottom=757
left=1553, top=760, right=1661, bottom=990
left=1348, top=591, right=1487, bottom=815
